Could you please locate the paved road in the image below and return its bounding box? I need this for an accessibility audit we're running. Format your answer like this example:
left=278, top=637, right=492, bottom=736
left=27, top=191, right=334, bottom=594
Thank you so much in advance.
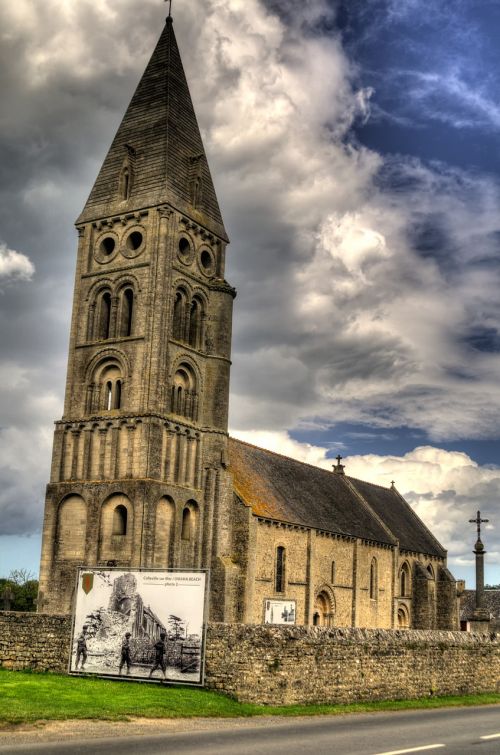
left=1, top=706, right=500, bottom=755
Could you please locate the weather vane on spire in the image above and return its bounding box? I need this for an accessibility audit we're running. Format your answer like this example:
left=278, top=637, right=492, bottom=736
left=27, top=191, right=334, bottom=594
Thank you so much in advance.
left=165, top=0, right=172, bottom=18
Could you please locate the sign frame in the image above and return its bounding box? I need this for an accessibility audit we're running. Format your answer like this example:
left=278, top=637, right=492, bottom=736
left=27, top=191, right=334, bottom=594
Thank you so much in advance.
left=263, top=597, right=297, bottom=625
left=68, top=566, right=209, bottom=686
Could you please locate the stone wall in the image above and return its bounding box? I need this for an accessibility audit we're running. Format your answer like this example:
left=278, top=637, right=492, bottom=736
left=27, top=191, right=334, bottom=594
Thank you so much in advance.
left=0, top=613, right=498, bottom=706
left=206, top=624, right=500, bottom=704
left=0, top=613, right=72, bottom=672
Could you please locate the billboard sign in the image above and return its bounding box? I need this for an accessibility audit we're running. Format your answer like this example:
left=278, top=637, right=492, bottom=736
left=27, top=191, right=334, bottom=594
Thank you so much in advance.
left=70, top=568, right=207, bottom=685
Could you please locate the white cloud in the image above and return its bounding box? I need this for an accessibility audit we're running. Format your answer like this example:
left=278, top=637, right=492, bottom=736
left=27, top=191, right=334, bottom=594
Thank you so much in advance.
left=232, top=429, right=333, bottom=468
left=0, top=242, right=34, bottom=281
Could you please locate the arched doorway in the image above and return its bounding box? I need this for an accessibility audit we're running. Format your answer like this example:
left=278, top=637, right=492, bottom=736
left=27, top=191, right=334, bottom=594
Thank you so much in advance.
left=313, top=589, right=335, bottom=627
left=397, top=605, right=410, bottom=628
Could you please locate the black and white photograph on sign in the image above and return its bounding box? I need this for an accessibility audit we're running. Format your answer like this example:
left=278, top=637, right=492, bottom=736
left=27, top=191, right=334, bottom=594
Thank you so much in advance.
left=264, top=599, right=296, bottom=625
left=70, top=568, right=207, bottom=685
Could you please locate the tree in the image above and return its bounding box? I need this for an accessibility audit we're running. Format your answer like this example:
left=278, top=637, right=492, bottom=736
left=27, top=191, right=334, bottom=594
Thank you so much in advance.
left=8, top=569, right=35, bottom=585
left=0, top=572, right=38, bottom=612
left=168, top=614, right=185, bottom=640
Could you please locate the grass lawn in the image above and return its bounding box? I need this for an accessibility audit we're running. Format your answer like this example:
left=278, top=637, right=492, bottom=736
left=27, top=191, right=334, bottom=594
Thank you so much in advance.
left=1, top=669, right=500, bottom=727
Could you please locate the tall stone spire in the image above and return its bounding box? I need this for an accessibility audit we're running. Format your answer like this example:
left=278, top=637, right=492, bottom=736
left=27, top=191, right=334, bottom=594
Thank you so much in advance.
left=78, top=17, right=227, bottom=240
left=38, top=17, right=235, bottom=617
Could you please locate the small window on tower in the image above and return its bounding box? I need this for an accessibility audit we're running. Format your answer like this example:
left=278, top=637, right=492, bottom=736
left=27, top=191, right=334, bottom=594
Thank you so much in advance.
left=181, top=507, right=192, bottom=541
left=106, top=381, right=113, bottom=410
left=122, top=169, right=130, bottom=199
left=112, top=505, right=128, bottom=536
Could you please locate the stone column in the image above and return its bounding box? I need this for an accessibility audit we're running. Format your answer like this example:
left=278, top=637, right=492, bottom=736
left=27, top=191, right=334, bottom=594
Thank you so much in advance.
left=109, top=295, right=119, bottom=338
left=70, top=430, right=80, bottom=480
left=98, top=428, right=107, bottom=479
left=469, top=511, right=491, bottom=633
left=86, top=303, right=96, bottom=340
left=470, top=538, right=490, bottom=631
left=126, top=425, right=135, bottom=478
left=82, top=426, right=93, bottom=479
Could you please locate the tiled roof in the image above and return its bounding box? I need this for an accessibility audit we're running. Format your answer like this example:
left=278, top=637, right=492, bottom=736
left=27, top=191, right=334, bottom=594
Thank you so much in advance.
left=348, top=477, right=446, bottom=557
left=460, top=589, right=500, bottom=619
left=78, top=19, right=227, bottom=239
left=228, top=438, right=446, bottom=558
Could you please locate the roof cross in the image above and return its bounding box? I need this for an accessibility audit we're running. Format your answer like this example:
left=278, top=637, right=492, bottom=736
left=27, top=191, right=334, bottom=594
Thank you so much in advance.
left=469, top=510, right=489, bottom=541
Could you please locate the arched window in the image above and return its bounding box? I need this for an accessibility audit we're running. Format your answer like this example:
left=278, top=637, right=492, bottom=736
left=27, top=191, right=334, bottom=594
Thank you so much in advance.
left=106, top=381, right=113, bottom=410
left=189, top=297, right=203, bottom=349
left=427, top=564, right=435, bottom=579
left=193, top=177, right=201, bottom=208
left=118, top=288, right=134, bottom=337
left=119, top=158, right=133, bottom=200
left=173, top=290, right=186, bottom=342
left=97, top=291, right=112, bottom=340
left=115, top=380, right=122, bottom=409
left=112, top=504, right=128, bottom=535
left=98, top=494, right=132, bottom=562
left=331, top=560, right=336, bottom=585
left=370, top=558, right=378, bottom=600
left=400, top=562, right=411, bottom=597
left=123, top=169, right=130, bottom=199
left=275, top=546, right=285, bottom=593
left=99, top=365, right=123, bottom=411
left=171, top=364, right=197, bottom=420
left=181, top=507, right=192, bottom=541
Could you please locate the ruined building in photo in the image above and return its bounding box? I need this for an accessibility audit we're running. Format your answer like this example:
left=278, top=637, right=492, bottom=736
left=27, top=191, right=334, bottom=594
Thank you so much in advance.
left=38, top=15, right=459, bottom=630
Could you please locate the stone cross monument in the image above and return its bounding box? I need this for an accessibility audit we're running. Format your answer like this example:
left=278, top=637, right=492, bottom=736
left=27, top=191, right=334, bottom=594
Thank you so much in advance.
left=468, top=510, right=491, bottom=632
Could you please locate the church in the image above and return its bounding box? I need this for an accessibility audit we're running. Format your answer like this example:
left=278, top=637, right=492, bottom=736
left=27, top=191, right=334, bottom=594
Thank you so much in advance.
left=38, top=14, right=458, bottom=631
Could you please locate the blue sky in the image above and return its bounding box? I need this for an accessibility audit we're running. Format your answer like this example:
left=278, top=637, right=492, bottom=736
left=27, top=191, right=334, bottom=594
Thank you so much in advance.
left=0, top=0, right=499, bottom=585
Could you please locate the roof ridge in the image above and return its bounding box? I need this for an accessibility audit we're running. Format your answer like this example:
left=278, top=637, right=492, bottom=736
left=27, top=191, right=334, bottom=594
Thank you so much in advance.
left=344, top=473, right=393, bottom=492
left=342, top=476, right=398, bottom=545
left=390, top=485, right=447, bottom=557
left=229, top=436, right=337, bottom=475
left=229, top=437, right=395, bottom=492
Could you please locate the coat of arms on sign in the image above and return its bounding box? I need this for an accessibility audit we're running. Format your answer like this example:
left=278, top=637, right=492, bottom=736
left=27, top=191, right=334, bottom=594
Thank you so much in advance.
left=82, top=573, right=94, bottom=595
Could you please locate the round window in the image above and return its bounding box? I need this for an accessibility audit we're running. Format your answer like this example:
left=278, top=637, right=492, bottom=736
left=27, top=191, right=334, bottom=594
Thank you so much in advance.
left=127, top=231, right=143, bottom=251
left=199, top=248, right=216, bottom=277
left=122, top=227, right=145, bottom=259
left=94, top=233, right=119, bottom=264
left=100, top=237, right=115, bottom=255
left=177, top=236, right=194, bottom=265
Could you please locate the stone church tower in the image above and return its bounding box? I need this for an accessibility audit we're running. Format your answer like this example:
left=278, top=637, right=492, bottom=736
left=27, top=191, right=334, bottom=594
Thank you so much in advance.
left=38, top=16, right=236, bottom=618
left=38, top=14, right=458, bottom=631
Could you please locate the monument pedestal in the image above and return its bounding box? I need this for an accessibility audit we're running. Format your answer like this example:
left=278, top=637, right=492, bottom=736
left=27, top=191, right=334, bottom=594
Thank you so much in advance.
left=469, top=608, right=491, bottom=634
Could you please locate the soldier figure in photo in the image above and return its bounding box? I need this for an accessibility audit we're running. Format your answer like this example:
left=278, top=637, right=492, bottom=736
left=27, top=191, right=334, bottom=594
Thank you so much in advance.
left=118, top=632, right=132, bottom=675
left=75, top=625, right=88, bottom=670
left=149, top=632, right=167, bottom=679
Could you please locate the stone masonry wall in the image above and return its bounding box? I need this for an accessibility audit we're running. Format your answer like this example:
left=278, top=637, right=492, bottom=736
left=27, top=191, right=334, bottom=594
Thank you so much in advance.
left=0, top=613, right=498, bottom=705
left=206, top=624, right=500, bottom=704
left=0, top=613, right=72, bottom=672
